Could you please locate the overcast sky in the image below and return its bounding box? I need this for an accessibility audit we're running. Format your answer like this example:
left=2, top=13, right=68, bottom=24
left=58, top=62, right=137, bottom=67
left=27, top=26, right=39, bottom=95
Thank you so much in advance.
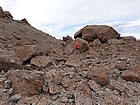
left=0, top=0, right=140, bottom=39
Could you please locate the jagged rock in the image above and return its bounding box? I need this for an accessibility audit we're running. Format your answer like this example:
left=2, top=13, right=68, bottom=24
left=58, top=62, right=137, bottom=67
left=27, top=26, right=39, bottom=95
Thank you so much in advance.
left=20, top=18, right=30, bottom=25
left=74, top=25, right=120, bottom=42
left=0, top=7, right=13, bottom=18
left=0, top=7, right=5, bottom=18
left=75, top=38, right=89, bottom=53
left=3, top=11, right=13, bottom=19
left=0, top=56, right=22, bottom=70
left=7, top=70, right=45, bottom=96
left=12, top=45, right=37, bottom=62
left=122, top=66, right=140, bottom=82
left=75, top=83, right=93, bottom=105
left=63, top=35, right=73, bottom=44
left=31, top=56, right=52, bottom=68
left=87, top=66, right=109, bottom=85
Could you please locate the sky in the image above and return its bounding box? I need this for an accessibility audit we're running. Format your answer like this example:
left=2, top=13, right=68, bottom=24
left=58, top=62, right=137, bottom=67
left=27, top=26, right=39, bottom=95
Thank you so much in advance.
left=0, top=0, right=140, bottom=39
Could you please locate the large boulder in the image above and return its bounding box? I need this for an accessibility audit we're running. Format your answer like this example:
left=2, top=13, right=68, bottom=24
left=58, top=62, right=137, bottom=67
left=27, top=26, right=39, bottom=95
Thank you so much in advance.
left=75, top=38, right=89, bottom=53
left=87, top=66, right=109, bottom=85
left=7, top=70, right=45, bottom=96
left=74, top=25, right=120, bottom=43
left=12, top=45, right=38, bottom=63
left=121, top=66, right=140, bottom=82
left=0, top=55, right=22, bottom=70
left=31, top=56, right=52, bottom=68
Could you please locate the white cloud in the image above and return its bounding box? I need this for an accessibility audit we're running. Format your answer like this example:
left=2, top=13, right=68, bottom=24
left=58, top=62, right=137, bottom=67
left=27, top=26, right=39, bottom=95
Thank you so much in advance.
left=0, top=0, right=140, bottom=39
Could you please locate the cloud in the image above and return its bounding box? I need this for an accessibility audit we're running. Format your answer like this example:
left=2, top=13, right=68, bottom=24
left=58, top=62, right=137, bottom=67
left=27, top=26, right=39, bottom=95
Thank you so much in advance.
left=0, top=0, right=140, bottom=39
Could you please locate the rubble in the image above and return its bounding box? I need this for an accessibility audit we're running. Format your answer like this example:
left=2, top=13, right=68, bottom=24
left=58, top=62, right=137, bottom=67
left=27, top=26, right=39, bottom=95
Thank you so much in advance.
left=0, top=6, right=140, bottom=105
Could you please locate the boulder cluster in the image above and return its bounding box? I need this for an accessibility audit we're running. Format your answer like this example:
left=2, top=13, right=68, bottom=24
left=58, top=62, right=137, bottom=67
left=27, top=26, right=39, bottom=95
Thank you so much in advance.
left=0, top=6, right=140, bottom=105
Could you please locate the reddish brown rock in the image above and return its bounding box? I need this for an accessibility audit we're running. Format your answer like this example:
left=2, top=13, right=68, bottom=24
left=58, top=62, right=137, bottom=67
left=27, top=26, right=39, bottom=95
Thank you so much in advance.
left=121, top=66, right=140, bottom=82
left=87, top=66, right=109, bottom=85
left=75, top=38, right=89, bottom=53
left=75, top=83, right=92, bottom=105
left=61, top=77, right=76, bottom=91
left=74, top=25, right=120, bottom=43
left=31, top=56, right=52, bottom=68
left=13, top=45, right=37, bottom=62
left=65, top=55, right=82, bottom=67
left=7, top=70, right=45, bottom=96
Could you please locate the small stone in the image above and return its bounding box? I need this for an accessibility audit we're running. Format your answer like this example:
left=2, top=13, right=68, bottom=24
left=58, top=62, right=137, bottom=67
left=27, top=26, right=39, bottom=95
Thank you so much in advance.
left=49, top=84, right=60, bottom=95
left=43, top=85, right=48, bottom=94
left=61, top=96, right=68, bottom=103
left=61, top=77, right=76, bottom=91
left=9, top=94, right=21, bottom=102
left=4, top=80, right=12, bottom=89
left=87, top=80, right=101, bottom=92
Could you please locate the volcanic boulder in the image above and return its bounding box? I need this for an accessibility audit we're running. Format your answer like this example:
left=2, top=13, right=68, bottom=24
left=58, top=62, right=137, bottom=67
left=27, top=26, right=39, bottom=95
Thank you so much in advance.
left=75, top=38, right=89, bottom=53
left=74, top=25, right=120, bottom=43
left=87, top=66, right=109, bottom=85
left=121, top=66, right=140, bottom=82
left=7, top=70, right=45, bottom=96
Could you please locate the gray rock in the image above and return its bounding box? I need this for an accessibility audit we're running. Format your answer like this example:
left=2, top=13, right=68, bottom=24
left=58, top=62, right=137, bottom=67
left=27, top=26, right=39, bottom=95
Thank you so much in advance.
left=9, top=94, right=21, bottom=102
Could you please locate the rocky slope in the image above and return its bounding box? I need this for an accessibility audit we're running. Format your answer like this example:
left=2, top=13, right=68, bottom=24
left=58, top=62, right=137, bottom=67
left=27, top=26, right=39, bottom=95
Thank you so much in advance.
left=0, top=7, right=140, bottom=105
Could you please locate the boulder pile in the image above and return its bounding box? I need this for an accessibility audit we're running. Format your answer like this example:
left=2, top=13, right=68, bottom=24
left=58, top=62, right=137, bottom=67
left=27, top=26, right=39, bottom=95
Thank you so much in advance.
left=0, top=6, right=140, bottom=105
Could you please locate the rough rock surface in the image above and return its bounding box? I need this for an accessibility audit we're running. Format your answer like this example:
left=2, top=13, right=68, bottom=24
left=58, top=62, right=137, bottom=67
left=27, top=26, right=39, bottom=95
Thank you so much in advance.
left=0, top=6, right=140, bottom=105
left=74, top=25, right=120, bottom=42
left=7, top=70, right=45, bottom=96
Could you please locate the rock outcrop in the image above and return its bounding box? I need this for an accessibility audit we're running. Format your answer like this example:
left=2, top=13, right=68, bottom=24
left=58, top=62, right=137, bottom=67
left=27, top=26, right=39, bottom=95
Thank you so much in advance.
left=0, top=7, right=13, bottom=18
